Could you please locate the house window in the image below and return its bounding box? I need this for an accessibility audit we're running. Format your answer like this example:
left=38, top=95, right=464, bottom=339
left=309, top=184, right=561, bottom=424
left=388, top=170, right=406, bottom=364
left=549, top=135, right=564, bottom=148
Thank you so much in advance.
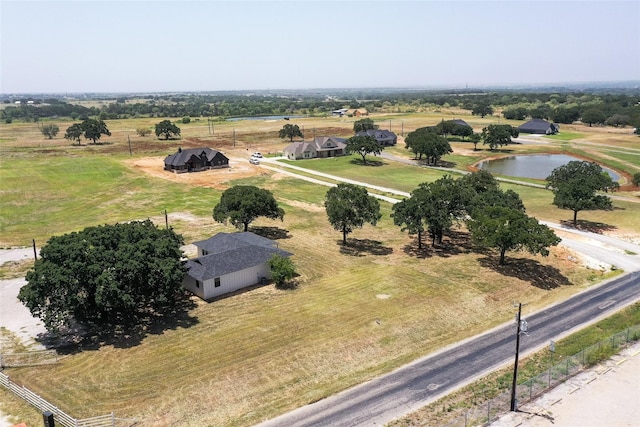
left=196, top=280, right=201, bottom=288
left=214, top=277, right=221, bottom=287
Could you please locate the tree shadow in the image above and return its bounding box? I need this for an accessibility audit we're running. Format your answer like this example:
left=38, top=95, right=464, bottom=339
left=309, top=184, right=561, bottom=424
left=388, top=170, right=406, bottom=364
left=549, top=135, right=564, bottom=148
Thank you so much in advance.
left=436, top=160, right=457, bottom=168
left=250, top=226, right=291, bottom=240
left=478, top=256, right=571, bottom=290
left=559, top=219, right=617, bottom=234
left=402, top=230, right=478, bottom=259
left=339, top=238, right=393, bottom=256
left=37, top=293, right=200, bottom=353
left=349, top=158, right=385, bottom=167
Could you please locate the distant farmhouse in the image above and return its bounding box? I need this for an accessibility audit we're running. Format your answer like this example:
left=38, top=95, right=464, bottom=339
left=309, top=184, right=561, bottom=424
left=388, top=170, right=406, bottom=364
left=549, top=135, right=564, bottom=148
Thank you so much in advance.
left=356, top=129, right=398, bottom=146
left=183, top=232, right=292, bottom=300
left=164, top=147, right=229, bottom=173
left=518, top=119, right=559, bottom=135
left=346, top=108, right=369, bottom=117
left=284, top=136, right=347, bottom=160
left=451, top=119, right=472, bottom=129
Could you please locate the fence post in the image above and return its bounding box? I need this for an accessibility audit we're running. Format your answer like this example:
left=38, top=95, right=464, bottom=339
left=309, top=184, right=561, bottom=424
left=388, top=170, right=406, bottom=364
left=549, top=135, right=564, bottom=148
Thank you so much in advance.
left=548, top=367, right=551, bottom=387
left=487, top=401, right=491, bottom=423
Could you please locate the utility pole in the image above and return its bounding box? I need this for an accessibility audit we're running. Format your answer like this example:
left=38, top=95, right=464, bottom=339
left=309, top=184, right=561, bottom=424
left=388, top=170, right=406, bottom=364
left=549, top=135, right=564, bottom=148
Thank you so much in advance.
left=128, top=135, right=132, bottom=156
left=32, top=239, right=37, bottom=261
left=510, top=303, right=528, bottom=411
left=165, top=210, right=169, bottom=229
left=233, top=129, right=236, bottom=147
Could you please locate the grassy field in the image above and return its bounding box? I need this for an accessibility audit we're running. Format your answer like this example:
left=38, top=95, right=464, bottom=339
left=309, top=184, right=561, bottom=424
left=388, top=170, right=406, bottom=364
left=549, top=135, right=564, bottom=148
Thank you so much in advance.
left=1, top=112, right=639, bottom=426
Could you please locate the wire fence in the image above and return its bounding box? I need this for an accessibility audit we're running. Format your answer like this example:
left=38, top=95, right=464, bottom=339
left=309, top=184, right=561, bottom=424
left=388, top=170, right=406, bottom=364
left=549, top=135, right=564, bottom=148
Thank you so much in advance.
left=441, top=324, right=640, bottom=427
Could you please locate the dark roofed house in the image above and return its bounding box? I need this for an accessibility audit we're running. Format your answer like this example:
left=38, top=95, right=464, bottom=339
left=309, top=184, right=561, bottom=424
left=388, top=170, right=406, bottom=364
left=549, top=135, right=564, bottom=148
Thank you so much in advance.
left=183, top=232, right=292, bottom=300
left=355, top=129, right=398, bottom=146
left=284, top=136, right=347, bottom=160
left=451, top=119, right=472, bottom=129
left=164, top=147, right=229, bottom=173
left=518, top=119, right=559, bottom=135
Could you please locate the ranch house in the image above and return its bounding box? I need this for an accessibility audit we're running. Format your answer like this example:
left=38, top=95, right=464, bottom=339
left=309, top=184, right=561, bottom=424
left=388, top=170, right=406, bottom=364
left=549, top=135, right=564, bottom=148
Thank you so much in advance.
left=518, top=119, right=559, bottom=135
left=356, top=129, right=398, bottom=146
left=183, top=232, right=293, bottom=300
left=164, top=147, right=229, bottom=173
left=284, top=136, right=347, bottom=160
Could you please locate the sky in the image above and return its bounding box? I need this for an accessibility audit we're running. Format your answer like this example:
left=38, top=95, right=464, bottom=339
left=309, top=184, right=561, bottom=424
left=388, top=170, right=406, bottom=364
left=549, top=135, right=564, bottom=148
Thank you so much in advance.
left=1, top=0, right=639, bottom=94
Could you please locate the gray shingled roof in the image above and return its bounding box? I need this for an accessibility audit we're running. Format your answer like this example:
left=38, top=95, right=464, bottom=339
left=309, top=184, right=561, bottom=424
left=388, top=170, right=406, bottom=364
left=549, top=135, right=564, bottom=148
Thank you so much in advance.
left=284, top=137, right=346, bottom=155
left=164, top=147, right=227, bottom=167
left=452, top=119, right=472, bottom=128
left=356, top=129, right=397, bottom=143
left=518, top=119, right=557, bottom=133
left=187, top=232, right=292, bottom=281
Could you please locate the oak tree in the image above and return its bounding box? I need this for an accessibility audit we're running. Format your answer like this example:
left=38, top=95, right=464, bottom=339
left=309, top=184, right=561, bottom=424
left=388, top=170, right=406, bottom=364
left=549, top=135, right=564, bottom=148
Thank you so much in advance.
left=546, top=161, right=619, bottom=226
left=467, top=206, right=560, bottom=265
left=353, top=118, right=377, bottom=133
left=325, top=183, right=381, bottom=245
left=345, top=134, right=382, bottom=165
left=278, top=123, right=303, bottom=141
left=18, top=220, right=187, bottom=334
left=213, top=185, right=284, bottom=231
left=80, top=118, right=111, bottom=144
left=155, top=120, right=181, bottom=140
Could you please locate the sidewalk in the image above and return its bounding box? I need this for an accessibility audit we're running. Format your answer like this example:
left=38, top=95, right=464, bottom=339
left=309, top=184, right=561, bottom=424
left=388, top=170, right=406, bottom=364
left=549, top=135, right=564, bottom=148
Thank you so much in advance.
left=489, top=341, right=640, bottom=427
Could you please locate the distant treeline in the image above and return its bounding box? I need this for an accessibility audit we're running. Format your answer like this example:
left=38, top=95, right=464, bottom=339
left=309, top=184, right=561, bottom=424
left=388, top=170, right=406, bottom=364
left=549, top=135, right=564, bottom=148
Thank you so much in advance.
left=2, top=91, right=639, bottom=128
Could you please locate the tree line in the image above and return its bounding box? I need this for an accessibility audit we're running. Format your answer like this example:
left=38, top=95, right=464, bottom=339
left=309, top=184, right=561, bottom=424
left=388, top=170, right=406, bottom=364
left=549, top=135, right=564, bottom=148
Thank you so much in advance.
left=4, top=91, right=639, bottom=132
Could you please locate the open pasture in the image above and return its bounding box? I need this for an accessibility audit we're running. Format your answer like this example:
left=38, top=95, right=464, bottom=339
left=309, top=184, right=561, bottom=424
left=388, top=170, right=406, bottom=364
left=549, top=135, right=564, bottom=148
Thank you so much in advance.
left=0, top=112, right=638, bottom=426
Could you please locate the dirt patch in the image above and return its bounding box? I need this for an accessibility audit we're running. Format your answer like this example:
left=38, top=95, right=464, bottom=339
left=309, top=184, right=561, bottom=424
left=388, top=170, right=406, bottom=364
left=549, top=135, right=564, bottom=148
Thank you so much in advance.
left=124, top=155, right=265, bottom=189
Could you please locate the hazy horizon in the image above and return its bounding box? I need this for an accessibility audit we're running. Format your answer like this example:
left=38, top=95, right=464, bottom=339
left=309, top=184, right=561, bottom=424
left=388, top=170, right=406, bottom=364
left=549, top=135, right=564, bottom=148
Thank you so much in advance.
left=2, top=0, right=639, bottom=94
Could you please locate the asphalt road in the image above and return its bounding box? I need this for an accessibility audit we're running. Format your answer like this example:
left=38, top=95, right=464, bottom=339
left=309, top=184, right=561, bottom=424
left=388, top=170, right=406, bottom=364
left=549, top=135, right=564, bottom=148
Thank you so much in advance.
left=257, top=271, right=640, bottom=427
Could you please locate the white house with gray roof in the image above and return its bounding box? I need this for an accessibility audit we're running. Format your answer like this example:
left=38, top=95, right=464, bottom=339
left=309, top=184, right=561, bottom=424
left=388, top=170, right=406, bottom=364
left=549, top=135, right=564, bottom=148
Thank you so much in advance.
left=284, top=136, right=347, bottom=160
left=183, top=232, right=292, bottom=300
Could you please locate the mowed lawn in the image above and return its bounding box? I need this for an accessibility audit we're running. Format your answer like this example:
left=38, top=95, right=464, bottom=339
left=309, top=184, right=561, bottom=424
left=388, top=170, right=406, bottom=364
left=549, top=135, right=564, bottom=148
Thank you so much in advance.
left=1, top=116, right=639, bottom=426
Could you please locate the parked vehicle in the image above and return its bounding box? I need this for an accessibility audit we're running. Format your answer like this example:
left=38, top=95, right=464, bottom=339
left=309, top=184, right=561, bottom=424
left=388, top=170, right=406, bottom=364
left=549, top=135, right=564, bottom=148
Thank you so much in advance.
left=251, top=152, right=263, bottom=158
left=249, top=157, right=260, bottom=165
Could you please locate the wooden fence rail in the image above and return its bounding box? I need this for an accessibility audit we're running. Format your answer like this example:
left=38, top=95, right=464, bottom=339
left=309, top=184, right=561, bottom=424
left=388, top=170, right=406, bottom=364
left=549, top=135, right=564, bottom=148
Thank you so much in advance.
left=0, top=369, right=115, bottom=427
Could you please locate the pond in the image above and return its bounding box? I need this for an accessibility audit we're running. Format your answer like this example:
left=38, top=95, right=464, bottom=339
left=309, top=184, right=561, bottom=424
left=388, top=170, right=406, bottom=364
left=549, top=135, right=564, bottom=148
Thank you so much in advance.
left=226, top=115, right=306, bottom=122
left=477, top=154, right=620, bottom=181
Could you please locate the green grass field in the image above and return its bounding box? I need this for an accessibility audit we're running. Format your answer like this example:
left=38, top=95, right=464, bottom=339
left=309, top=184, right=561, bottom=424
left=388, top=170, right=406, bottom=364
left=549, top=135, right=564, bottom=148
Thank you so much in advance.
left=1, top=113, right=639, bottom=426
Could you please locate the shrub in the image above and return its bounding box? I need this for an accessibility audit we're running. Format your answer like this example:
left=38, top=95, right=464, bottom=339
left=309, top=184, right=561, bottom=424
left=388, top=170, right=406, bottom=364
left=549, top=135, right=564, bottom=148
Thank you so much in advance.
left=136, top=128, right=151, bottom=137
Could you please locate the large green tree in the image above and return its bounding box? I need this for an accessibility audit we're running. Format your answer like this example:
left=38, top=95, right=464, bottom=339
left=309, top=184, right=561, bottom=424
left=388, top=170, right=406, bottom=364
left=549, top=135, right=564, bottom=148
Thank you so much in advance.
left=155, top=120, right=181, bottom=140
left=581, top=108, right=606, bottom=127
left=345, top=134, right=382, bottom=165
left=404, top=127, right=452, bottom=164
left=481, top=124, right=519, bottom=150
left=64, top=123, right=84, bottom=144
left=393, top=176, right=466, bottom=248
left=278, top=123, right=303, bottom=141
left=546, top=161, right=619, bottom=226
left=80, top=118, right=111, bottom=144
left=472, top=102, right=494, bottom=118
left=353, top=118, right=377, bottom=133
left=213, top=185, right=284, bottom=231
left=392, top=193, right=427, bottom=249
left=467, top=206, right=560, bottom=265
left=325, top=183, right=381, bottom=245
left=18, top=220, right=187, bottom=333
